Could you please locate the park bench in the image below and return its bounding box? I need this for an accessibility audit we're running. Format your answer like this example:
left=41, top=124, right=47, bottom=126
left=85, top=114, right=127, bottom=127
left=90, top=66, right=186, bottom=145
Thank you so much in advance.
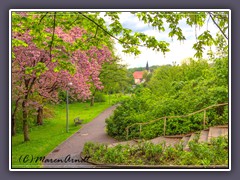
left=74, top=117, right=83, bottom=126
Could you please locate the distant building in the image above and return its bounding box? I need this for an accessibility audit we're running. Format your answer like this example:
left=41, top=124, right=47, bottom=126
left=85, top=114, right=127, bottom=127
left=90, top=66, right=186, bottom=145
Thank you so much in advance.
left=133, top=71, right=144, bottom=84
left=133, top=61, right=150, bottom=84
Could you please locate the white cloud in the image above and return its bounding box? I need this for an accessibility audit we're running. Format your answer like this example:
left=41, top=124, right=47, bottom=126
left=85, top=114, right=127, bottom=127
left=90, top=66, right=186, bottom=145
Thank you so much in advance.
left=114, top=12, right=219, bottom=68
left=115, top=40, right=198, bottom=68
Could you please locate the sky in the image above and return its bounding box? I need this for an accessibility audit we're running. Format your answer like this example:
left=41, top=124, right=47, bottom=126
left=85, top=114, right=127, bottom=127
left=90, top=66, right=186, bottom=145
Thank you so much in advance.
left=106, top=12, right=219, bottom=68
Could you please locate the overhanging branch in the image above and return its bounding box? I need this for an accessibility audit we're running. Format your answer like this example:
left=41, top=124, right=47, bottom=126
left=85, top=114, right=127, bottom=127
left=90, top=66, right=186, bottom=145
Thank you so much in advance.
left=38, top=12, right=48, bottom=25
left=84, top=26, right=99, bottom=43
left=49, top=12, right=56, bottom=61
left=78, top=12, right=145, bottom=48
left=208, top=12, right=228, bottom=40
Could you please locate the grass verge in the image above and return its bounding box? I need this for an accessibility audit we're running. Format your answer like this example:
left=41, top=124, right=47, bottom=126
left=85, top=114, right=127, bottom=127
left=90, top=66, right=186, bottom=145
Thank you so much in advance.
left=11, top=101, right=112, bottom=168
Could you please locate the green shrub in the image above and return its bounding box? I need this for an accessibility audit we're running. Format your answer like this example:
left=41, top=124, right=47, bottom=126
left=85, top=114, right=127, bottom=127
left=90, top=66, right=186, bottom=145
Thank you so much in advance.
left=106, top=58, right=228, bottom=140
left=82, top=136, right=228, bottom=166
left=94, top=92, right=106, bottom=102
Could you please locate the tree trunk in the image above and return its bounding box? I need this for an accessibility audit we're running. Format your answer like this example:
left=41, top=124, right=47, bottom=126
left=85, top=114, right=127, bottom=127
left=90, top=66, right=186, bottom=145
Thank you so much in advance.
left=11, top=115, right=16, bottom=136
left=22, top=100, right=30, bottom=141
left=37, top=106, right=43, bottom=125
left=90, top=95, right=95, bottom=106
left=11, top=98, right=20, bottom=136
left=90, top=89, right=96, bottom=106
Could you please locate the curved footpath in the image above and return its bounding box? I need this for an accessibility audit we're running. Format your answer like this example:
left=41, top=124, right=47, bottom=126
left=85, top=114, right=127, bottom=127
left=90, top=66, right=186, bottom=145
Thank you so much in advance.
left=43, top=105, right=118, bottom=168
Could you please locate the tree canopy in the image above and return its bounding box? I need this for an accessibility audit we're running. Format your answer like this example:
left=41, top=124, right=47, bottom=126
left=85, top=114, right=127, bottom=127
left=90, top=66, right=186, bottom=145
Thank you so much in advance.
left=12, top=11, right=229, bottom=60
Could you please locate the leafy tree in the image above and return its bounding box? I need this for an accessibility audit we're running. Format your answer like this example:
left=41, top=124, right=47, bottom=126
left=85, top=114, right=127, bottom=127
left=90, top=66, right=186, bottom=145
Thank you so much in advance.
left=100, top=58, right=134, bottom=93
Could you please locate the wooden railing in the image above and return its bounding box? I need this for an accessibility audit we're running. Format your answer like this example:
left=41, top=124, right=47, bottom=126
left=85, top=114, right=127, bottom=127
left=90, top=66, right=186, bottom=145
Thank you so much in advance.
left=125, top=102, right=228, bottom=140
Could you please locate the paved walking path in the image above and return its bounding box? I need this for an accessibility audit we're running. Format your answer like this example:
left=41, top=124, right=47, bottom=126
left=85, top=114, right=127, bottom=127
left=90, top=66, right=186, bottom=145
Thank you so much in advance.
left=43, top=105, right=118, bottom=168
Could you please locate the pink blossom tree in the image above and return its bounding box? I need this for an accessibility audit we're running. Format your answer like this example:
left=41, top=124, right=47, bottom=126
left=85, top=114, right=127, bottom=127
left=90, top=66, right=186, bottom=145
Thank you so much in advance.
left=12, top=26, right=113, bottom=141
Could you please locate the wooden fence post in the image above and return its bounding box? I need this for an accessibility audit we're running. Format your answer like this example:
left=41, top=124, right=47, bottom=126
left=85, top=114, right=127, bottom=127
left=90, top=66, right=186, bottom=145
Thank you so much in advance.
left=126, top=128, right=129, bottom=140
left=139, top=124, right=142, bottom=137
left=164, top=117, right=166, bottom=136
left=203, top=110, right=206, bottom=129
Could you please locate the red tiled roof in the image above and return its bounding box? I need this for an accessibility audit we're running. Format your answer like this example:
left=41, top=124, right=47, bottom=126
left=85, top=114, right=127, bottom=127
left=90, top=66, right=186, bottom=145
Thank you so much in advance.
left=133, top=71, right=143, bottom=79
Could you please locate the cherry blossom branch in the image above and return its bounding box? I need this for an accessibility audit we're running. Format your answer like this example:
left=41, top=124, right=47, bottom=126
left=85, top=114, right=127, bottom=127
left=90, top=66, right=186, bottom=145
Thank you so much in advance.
left=47, top=81, right=58, bottom=93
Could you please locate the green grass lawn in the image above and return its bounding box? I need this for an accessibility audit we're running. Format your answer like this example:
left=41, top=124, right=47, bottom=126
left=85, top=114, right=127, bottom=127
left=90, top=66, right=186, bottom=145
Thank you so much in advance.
left=11, top=101, right=112, bottom=168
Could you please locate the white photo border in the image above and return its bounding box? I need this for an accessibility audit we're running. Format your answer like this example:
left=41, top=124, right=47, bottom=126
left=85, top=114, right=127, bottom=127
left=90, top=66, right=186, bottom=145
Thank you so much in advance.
left=9, top=9, right=231, bottom=171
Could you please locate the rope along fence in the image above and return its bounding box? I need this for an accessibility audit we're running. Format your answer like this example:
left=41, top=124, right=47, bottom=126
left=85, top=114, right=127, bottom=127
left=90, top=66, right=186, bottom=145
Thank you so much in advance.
left=125, top=102, right=228, bottom=140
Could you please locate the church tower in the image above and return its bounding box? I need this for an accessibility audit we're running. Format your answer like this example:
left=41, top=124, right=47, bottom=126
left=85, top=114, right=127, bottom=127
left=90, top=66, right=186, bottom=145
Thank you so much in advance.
left=146, top=61, right=150, bottom=73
